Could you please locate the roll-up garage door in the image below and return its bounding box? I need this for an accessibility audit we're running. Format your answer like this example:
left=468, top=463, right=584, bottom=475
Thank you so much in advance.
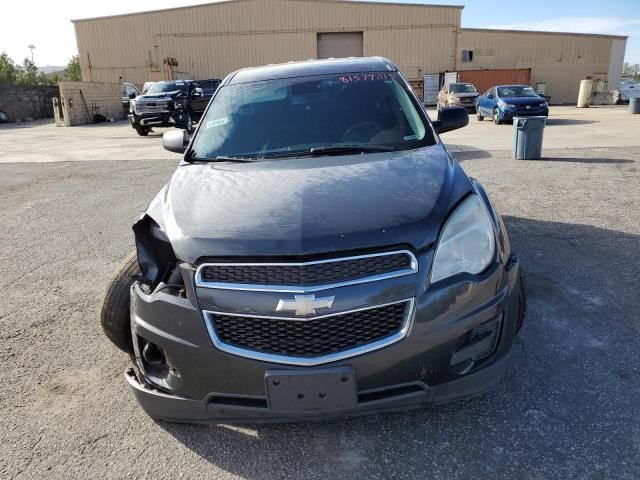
left=317, top=32, right=364, bottom=59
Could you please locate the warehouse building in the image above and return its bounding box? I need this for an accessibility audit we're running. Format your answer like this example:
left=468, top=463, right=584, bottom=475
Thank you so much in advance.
left=72, top=0, right=627, bottom=104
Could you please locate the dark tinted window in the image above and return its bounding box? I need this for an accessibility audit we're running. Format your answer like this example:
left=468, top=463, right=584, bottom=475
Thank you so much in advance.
left=449, top=83, right=477, bottom=93
left=191, top=72, right=435, bottom=159
left=146, top=81, right=188, bottom=94
left=198, top=81, right=220, bottom=95
left=124, top=85, right=139, bottom=97
left=497, top=86, right=538, bottom=98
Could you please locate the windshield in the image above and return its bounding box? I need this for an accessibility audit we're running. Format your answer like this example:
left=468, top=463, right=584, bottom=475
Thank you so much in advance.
left=449, top=84, right=477, bottom=93
left=146, top=81, right=188, bottom=94
left=190, top=72, right=435, bottom=159
left=497, top=86, right=538, bottom=98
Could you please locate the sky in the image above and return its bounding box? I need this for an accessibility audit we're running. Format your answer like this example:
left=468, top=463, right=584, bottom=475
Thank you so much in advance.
left=0, top=0, right=638, bottom=67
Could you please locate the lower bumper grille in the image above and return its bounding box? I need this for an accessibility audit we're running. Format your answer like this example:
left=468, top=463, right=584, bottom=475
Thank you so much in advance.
left=205, top=300, right=413, bottom=364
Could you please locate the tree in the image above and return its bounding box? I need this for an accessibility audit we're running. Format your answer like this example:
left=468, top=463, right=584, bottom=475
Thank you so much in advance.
left=65, top=55, right=82, bottom=81
left=0, top=51, right=17, bottom=84
left=15, top=58, right=40, bottom=85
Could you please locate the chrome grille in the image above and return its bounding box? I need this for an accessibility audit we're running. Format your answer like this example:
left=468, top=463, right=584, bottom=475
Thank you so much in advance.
left=196, top=250, right=417, bottom=292
left=204, top=299, right=414, bottom=365
left=135, top=101, right=170, bottom=115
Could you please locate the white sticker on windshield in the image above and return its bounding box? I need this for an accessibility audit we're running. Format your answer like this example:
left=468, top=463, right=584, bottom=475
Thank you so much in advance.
left=207, top=117, right=228, bottom=128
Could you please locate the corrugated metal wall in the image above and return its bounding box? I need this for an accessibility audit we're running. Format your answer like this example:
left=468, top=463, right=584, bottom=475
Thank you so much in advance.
left=457, top=69, right=531, bottom=95
left=73, top=0, right=460, bottom=85
left=458, top=29, right=621, bottom=104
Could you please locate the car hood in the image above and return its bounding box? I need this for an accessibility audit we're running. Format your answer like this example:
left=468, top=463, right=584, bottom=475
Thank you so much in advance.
left=150, top=144, right=472, bottom=262
left=501, top=96, right=545, bottom=105
left=452, top=92, right=479, bottom=99
left=136, top=90, right=184, bottom=101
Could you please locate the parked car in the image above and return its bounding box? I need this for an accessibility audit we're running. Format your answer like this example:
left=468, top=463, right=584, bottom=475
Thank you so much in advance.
left=476, top=85, right=549, bottom=124
left=122, top=82, right=141, bottom=111
left=619, top=79, right=639, bottom=103
left=128, top=79, right=221, bottom=136
left=437, top=82, right=479, bottom=112
left=101, top=57, right=525, bottom=423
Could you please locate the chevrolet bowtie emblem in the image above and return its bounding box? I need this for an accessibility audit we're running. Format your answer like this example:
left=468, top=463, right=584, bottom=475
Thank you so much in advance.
left=276, top=294, right=335, bottom=316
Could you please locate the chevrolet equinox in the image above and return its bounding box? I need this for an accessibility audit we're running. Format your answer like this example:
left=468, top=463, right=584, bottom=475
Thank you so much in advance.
left=101, top=57, right=525, bottom=423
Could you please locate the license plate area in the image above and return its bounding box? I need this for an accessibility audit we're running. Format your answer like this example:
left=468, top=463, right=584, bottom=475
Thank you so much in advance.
left=265, top=367, right=357, bottom=412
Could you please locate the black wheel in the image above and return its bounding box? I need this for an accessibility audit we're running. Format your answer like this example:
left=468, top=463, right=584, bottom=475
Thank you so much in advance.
left=135, top=127, right=150, bottom=136
left=0, top=110, right=9, bottom=123
left=492, top=108, right=502, bottom=125
left=476, top=110, right=484, bottom=121
left=100, top=254, right=140, bottom=353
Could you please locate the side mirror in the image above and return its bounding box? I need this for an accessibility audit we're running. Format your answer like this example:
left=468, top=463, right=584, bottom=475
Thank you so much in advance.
left=432, top=106, right=469, bottom=134
left=129, top=92, right=137, bottom=99
left=192, top=87, right=204, bottom=98
left=162, top=130, right=189, bottom=154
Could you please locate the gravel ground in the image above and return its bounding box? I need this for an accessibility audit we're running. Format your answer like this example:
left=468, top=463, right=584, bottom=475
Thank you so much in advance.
left=1, top=127, right=639, bottom=479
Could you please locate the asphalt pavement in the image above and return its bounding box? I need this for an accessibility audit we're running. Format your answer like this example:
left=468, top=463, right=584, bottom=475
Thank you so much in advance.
left=0, top=107, right=639, bottom=479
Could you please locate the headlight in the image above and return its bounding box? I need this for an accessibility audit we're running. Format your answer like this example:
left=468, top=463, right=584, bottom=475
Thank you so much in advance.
left=498, top=100, right=515, bottom=108
left=129, top=100, right=136, bottom=113
left=449, top=96, right=461, bottom=104
left=430, top=195, right=496, bottom=283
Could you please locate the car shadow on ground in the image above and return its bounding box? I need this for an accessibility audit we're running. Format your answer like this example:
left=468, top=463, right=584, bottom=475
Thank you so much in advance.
left=447, top=146, right=492, bottom=161
left=157, top=216, right=639, bottom=479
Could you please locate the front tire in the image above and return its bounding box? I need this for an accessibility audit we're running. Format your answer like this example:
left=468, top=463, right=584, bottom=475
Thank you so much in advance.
left=477, top=110, right=484, bottom=121
left=493, top=108, right=502, bottom=125
left=100, top=254, right=140, bottom=354
left=0, top=110, right=9, bottom=123
left=135, top=127, right=150, bottom=136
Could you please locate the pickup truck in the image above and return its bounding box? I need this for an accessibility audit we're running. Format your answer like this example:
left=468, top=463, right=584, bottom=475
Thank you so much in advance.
left=128, top=79, right=220, bottom=136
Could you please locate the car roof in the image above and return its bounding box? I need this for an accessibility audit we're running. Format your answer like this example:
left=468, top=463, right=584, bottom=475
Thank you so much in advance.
left=227, top=57, right=397, bottom=85
left=496, top=85, right=532, bottom=88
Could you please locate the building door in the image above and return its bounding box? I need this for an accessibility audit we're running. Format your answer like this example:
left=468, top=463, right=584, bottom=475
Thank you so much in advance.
left=317, top=32, right=363, bottom=59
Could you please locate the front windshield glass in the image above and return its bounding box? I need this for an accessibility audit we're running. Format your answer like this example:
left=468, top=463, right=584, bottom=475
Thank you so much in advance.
left=191, top=72, right=435, bottom=159
left=497, top=86, right=538, bottom=98
left=449, top=83, right=477, bottom=93
left=147, top=81, right=187, bottom=94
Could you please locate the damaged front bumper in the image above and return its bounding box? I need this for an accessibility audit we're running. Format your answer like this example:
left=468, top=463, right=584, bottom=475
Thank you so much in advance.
left=126, top=253, right=522, bottom=423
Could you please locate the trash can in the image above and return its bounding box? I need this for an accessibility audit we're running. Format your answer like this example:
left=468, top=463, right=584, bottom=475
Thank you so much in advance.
left=513, top=116, right=546, bottom=160
left=630, top=97, right=640, bottom=114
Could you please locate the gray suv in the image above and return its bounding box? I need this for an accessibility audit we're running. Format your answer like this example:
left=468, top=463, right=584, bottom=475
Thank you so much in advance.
left=101, top=57, right=524, bottom=423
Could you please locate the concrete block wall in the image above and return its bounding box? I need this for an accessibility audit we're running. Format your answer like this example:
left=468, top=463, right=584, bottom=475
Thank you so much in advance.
left=57, top=82, right=125, bottom=126
left=0, top=85, right=59, bottom=122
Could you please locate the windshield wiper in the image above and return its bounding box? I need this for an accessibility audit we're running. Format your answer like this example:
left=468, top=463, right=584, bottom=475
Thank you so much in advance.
left=261, top=144, right=395, bottom=159
left=206, top=155, right=259, bottom=163
left=309, top=144, right=395, bottom=155
left=184, top=149, right=257, bottom=163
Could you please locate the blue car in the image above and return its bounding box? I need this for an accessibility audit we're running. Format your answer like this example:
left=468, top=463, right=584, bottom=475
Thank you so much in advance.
left=475, top=85, right=549, bottom=124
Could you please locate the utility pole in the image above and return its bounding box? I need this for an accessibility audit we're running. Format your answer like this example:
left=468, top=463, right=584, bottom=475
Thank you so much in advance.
left=28, top=44, right=35, bottom=63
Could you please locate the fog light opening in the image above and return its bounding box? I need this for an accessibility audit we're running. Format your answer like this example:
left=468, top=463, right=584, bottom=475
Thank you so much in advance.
left=450, top=315, right=503, bottom=373
left=142, top=341, right=165, bottom=366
